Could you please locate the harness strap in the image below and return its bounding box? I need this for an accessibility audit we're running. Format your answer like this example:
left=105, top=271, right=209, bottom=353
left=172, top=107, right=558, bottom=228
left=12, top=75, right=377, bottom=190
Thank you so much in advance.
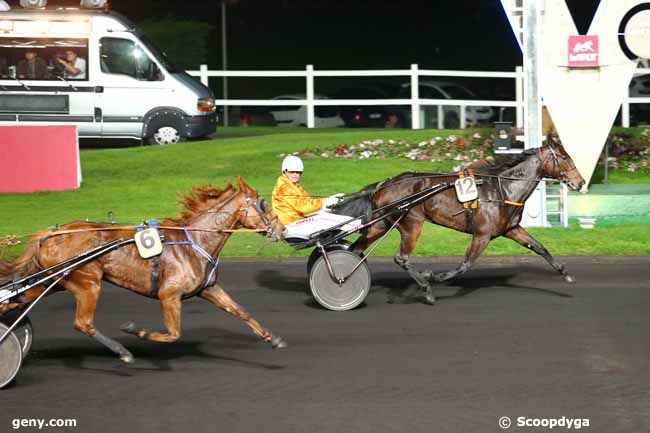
left=503, top=200, right=525, bottom=207
left=164, top=226, right=220, bottom=290
left=150, top=256, right=160, bottom=298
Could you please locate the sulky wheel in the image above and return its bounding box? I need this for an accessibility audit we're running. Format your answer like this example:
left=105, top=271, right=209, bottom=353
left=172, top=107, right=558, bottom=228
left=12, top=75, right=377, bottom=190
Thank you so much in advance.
left=0, top=312, right=33, bottom=360
left=306, top=240, right=352, bottom=275
left=309, top=250, right=371, bottom=311
left=0, top=322, right=23, bottom=389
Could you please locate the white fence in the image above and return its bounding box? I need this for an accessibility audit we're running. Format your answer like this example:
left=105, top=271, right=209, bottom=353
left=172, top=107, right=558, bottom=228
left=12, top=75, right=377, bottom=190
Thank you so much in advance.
left=187, top=64, right=523, bottom=129
left=187, top=64, right=650, bottom=129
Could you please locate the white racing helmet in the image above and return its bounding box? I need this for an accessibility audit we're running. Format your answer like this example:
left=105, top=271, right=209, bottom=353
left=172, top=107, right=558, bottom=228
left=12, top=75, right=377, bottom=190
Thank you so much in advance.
left=282, top=155, right=304, bottom=173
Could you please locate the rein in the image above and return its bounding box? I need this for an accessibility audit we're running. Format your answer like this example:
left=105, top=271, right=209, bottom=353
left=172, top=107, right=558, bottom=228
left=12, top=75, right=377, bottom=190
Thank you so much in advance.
left=32, top=225, right=265, bottom=241
left=361, top=149, right=573, bottom=210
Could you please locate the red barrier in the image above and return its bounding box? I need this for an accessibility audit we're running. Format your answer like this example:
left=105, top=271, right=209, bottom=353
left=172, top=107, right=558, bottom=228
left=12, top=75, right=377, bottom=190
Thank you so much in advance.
left=0, top=125, right=81, bottom=193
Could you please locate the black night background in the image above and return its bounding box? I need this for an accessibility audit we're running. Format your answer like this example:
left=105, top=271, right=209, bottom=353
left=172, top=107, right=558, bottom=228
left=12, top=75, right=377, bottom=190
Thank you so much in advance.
left=4, top=0, right=604, bottom=99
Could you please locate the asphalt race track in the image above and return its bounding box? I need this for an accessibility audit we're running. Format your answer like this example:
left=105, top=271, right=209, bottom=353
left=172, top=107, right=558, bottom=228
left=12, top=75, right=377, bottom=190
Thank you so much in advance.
left=2, top=256, right=649, bottom=433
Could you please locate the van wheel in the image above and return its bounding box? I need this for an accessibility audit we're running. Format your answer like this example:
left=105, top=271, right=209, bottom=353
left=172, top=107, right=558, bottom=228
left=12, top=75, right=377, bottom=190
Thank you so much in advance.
left=149, top=126, right=183, bottom=145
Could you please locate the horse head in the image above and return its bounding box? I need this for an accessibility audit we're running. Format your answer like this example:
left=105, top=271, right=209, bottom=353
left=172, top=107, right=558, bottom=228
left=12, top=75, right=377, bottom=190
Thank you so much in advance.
left=540, top=134, right=585, bottom=191
left=236, top=177, right=285, bottom=242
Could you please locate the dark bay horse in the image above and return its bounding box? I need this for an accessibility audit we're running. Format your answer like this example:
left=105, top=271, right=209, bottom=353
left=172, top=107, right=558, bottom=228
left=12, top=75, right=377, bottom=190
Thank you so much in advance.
left=335, top=136, right=585, bottom=305
left=0, top=177, right=286, bottom=362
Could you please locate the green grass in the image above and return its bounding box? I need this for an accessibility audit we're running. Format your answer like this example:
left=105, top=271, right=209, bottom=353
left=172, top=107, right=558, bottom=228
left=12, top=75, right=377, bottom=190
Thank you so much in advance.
left=1, top=127, right=649, bottom=257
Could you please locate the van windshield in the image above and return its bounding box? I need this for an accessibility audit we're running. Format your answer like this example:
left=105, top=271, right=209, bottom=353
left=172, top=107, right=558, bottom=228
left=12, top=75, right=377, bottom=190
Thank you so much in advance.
left=137, top=33, right=180, bottom=74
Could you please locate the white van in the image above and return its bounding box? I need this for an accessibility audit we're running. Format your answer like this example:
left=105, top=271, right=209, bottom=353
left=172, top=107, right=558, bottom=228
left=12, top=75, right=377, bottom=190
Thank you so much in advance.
left=0, top=2, right=217, bottom=144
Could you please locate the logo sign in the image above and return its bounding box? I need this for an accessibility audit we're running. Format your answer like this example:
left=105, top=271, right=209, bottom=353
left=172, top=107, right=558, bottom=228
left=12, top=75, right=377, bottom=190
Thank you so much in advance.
left=568, top=35, right=599, bottom=67
left=135, top=228, right=163, bottom=259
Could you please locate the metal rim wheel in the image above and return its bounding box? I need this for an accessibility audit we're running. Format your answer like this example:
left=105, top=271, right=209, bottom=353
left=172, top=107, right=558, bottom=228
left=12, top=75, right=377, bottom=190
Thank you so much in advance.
left=309, top=250, right=371, bottom=311
left=306, top=240, right=352, bottom=275
left=0, top=322, right=23, bottom=389
left=0, top=313, right=33, bottom=359
left=152, top=126, right=181, bottom=145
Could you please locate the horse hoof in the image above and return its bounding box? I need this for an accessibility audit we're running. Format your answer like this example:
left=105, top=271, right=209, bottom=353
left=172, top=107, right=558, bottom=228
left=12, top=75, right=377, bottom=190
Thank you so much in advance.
left=563, top=274, right=576, bottom=284
left=424, top=293, right=436, bottom=305
left=120, top=321, right=137, bottom=334
left=271, top=336, right=288, bottom=349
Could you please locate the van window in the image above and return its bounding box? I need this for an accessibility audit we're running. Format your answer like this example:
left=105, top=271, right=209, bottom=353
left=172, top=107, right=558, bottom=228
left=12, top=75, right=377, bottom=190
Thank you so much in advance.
left=100, top=37, right=163, bottom=82
left=137, top=33, right=180, bottom=74
left=0, top=38, right=88, bottom=81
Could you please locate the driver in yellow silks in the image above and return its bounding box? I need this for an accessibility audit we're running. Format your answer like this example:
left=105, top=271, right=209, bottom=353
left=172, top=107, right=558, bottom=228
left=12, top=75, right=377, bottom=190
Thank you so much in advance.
left=272, top=155, right=359, bottom=240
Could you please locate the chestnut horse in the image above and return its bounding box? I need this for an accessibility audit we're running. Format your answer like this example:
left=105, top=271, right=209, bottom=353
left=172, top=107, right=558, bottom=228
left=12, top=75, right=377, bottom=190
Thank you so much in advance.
left=335, top=136, right=586, bottom=305
left=0, top=177, right=286, bottom=363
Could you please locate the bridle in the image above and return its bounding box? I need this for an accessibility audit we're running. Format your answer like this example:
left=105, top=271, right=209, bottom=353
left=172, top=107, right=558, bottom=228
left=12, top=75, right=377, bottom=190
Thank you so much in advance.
left=539, top=145, right=580, bottom=184
left=241, top=194, right=278, bottom=237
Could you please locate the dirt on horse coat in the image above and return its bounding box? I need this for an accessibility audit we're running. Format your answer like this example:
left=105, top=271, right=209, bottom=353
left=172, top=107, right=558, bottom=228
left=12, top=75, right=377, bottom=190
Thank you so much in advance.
left=0, top=177, right=286, bottom=363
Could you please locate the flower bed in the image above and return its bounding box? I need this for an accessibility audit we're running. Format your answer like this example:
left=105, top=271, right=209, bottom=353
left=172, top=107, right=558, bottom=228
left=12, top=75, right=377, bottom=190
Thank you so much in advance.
left=281, top=132, right=495, bottom=165
left=278, top=128, right=650, bottom=172
left=606, top=128, right=650, bottom=172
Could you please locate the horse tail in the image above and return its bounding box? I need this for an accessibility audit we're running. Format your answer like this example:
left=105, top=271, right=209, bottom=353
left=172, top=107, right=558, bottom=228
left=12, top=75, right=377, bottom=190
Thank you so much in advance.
left=0, top=237, right=42, bottom=285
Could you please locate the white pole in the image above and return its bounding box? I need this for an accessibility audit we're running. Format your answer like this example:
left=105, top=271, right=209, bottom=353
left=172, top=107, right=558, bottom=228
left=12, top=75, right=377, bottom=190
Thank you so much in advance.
left=306, top=64, right=315, bottom=128
left=410, top=64, right=420, bottom=129
left=522, top=0, right=546, bottom=227
left=199, top=64, right=208, bottom=86
left=221, top=1, right=228, bottom=127
left=523, top=0, right=542, bottom=150
left=516, top=65, right=524, bottom=128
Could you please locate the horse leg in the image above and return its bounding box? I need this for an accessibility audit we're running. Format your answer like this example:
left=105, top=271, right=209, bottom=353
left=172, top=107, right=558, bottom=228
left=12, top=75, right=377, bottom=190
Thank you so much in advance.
left=199, top=283, right=287, bottom=349
left=121, top=293, right=182, bottom=342
left=428, top=234, right=491, bottom=285
left=350, top=222, right=388, bottom=255
left=504, top=225, right=575, bottom=283
left=62, top=272, right=134, bottom=363
left=392, top=218, right=436, bottom=303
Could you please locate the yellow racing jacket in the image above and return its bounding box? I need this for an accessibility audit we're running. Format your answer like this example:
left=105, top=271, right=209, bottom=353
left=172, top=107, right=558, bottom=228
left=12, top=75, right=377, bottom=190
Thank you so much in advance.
left=272, top=175, right=323, bottom=224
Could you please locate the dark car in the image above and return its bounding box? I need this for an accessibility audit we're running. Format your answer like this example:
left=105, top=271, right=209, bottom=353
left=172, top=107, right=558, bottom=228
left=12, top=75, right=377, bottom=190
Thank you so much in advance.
left=333, top=85, right=398, bottom=128
left=224, top=106, right=277, bottom=127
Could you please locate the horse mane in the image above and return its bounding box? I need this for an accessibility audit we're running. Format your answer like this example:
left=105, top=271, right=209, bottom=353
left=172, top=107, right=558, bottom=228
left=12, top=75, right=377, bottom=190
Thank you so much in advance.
left=467, top=148, right=538, bottom=175
left=162, top=183, right=238, bottom=225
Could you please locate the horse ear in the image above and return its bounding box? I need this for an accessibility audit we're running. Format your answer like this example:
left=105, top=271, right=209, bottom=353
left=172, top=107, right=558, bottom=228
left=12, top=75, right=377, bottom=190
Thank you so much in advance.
left=237, top=176, right=252, bottom=193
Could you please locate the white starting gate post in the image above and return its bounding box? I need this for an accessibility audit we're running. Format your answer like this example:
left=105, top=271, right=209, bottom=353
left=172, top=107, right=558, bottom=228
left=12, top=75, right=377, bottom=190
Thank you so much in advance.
left=502, top=0, right=547, bottom=226
left=521, top=0, right=547, bottom=227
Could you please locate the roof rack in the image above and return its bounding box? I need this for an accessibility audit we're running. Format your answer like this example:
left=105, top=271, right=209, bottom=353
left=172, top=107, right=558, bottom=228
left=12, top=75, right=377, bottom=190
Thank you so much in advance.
left=1, top=0, right=109, bottom=12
